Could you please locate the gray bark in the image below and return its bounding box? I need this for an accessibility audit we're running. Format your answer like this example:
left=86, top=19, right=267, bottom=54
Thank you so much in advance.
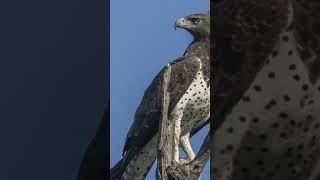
left=156, top=64, right=173, bottom=180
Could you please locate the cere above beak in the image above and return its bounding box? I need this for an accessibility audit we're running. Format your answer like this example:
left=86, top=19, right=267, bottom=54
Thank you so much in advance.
left=174, top=18, right=185, bottom=30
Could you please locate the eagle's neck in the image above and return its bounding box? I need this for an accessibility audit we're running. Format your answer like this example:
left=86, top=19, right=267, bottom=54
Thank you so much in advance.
left=183, top=38, right=209, bottom=59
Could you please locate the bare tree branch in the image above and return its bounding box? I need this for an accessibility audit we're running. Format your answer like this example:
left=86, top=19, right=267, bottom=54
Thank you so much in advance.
left=156, top=64, right=173, bottom=180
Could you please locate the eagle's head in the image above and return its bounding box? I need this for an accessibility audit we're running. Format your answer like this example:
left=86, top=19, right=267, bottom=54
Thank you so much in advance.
left=175, top=12, right=210, bottom=39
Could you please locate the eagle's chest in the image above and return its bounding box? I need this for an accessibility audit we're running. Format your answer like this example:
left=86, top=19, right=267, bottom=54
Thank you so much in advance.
left=236, top=30, right=320, bottom=137
left=212, top=30, right=320, bottom=179
left=170, top=69, right=210, bottom=135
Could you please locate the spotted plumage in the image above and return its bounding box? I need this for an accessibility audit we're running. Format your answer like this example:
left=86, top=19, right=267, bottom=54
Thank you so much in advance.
left=110, top=12, right=210, bottom=180
left=212, top=0, right=320, bottom=179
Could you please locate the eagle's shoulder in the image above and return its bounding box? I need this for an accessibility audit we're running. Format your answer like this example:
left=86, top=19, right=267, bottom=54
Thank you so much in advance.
left=293, top=0, right=320, bottom=83
left=214, top=0, right=289, bottom=58
left=168, top=56, right=201, bottom=112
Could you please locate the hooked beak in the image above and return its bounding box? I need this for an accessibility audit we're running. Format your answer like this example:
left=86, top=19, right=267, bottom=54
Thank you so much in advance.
left=174, top=18, right=186, bottom=30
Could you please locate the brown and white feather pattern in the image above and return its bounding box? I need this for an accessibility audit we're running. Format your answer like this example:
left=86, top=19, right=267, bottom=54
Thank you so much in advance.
left=120, top=56, right=210, bottom=180
left=212, top=0, right=320, bottom=179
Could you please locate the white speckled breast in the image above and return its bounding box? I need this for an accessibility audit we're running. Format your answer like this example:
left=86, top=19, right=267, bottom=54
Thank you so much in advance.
left=212, top=4, right=320, bottom=180
left=170, top=59, right=210, bottom=136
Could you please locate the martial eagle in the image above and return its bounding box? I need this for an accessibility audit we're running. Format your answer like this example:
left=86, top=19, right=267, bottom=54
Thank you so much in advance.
left=111, top=12, right=210, bottom=180
left=212, top=0, right=320, bottom=179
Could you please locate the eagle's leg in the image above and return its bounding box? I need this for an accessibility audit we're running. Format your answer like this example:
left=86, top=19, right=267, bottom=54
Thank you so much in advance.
left=179, top=133, right=195, bottom=164
left=173, top=113, right=183, bottom=163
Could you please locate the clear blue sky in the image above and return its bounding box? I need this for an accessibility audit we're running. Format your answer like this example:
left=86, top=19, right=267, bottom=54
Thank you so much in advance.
left=110, top=1, right=210, bottom=179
